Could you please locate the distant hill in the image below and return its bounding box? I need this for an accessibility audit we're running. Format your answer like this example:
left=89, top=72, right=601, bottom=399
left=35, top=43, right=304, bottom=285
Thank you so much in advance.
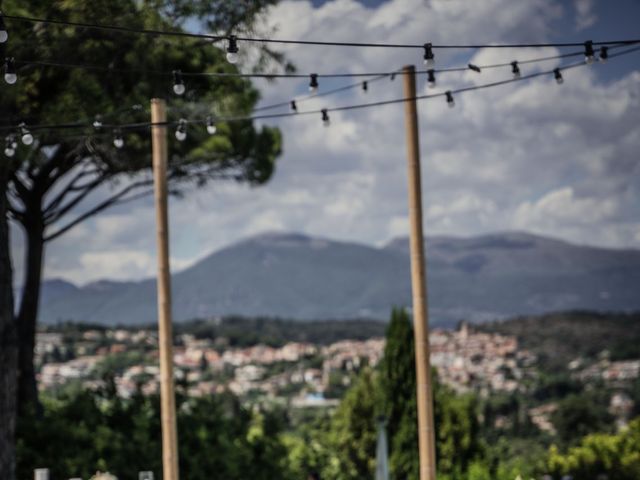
left=38, top=231, right=640, bottom=326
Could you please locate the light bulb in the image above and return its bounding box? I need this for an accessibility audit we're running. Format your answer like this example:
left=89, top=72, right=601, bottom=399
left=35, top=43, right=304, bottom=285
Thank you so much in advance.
left=511, top=61, right=521, bottom=79
left=226, top=35, right=239, bottom=64
left=206, top=116, right=217, bottom=135
left=4, top=57, right=16, bottom=84
left=290, top=100, right=297, bottom=112
left=584, top=40, right=595, bottom=64
left=427, top=70, right=436, bottom=89
left=19, top=124, right=33, bottom=145
left=173, top=70, right=185, bottom=95
left=423, top=43, right=435, bottom=68
left=173, top=83, right=185, bottom=95
left=321, top=109, right=330, bottom=127
left=0, top=15, right=7, bottom=43
left=309, top=73, right=319, bottom=93
left=22, top=133, right=33, bottom=145
left=362, top=81, right=368, bottom=93
left=554, top=68, right=563, bottom=85
left=446, top=91, right=455, bottom=108
left=599, top=46, right=609, bottom=63
left=93, top=116, right=103, bottom=129
left=176, top=119, right=187, bottom=141
left=4, top=136, right=15, bottom=157
left=113, top=131, right=124, bottom=149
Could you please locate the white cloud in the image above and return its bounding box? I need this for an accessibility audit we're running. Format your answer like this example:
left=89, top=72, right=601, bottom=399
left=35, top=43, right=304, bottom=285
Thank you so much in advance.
left=513, top=187, right=620, bottom=227
left=12, top=0, right=639, bottom=286
left=574, top=0, right=597, bottom=30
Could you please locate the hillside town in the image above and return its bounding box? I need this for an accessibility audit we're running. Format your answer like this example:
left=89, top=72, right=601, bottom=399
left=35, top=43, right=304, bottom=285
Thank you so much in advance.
left=36, top=322, right=538, bottom=407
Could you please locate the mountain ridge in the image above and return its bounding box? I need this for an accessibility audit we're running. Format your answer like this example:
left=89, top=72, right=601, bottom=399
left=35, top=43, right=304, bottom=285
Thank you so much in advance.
left=37, top=231, right=640, bottom=326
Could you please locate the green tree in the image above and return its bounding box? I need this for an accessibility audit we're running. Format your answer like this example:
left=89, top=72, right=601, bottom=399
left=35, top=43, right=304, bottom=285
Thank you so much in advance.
left=1, top=0, right=285, bottom=411
left=323, top=368, right=379, bottom=480
left=16, top=389, right=294, bottom=480
left=551, top=392, right=614, bottom=445
left=378, top=308, right=483, bottom=479
left=379, top=307, right=419, bottom=479
left=546, top=416, right=640, bottom=480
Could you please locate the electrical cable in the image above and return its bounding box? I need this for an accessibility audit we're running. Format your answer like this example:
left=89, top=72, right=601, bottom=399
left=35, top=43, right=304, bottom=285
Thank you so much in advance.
left=3, top=13, right=640, bottom=50
left=10, top=42, right=635, bottom=81
left=5, top=44, right=638, bottom=137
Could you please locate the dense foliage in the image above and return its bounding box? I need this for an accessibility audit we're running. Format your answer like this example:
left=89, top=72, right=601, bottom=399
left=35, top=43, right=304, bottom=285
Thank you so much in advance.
left=2, top=0, right=285, bottom=419
left=17, top=384, right=291, bottom=480
left=547, top=417, right=640, bottom=479
left=18, top=311, right=640, bottom=479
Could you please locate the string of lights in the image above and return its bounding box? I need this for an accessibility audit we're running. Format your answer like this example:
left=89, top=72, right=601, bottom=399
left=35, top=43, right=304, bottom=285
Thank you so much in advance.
left=4, top=43, right=625, bottom=84
left=4, top=43, right=638, bottom=154
left=3, top=41, right=629, bottom=120
left=2, top=13, right=640, bottom=51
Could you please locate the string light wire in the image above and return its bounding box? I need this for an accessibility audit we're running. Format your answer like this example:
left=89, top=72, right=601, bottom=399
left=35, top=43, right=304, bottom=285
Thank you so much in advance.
left=3, top=13, right=640, bottom=50
left=4, top=43, right=638, bottom=137
left=9, top=42, right=635, bottom=82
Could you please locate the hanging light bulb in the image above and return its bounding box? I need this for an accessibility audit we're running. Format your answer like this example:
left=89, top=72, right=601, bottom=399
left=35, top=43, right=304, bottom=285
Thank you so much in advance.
left=0, top=13, right=7, bottom=44
left=468, top=64, right=481, bottom=73
left=584, top=40, right=595, bottom=64
left=321, top=108, right=330, bottom=127
left=423, top=43, right=435, bottom=68
left=4, top=57, right=17, bottom=85
left=93, top=115, right=103, bottom=130
left=599, top=46, right=609, bottom=63
left=290, top=100, right=297, bottom=112
left=4, top=136, right=15, bottom=157
left=511, top=61, right=521, bottom=79
left=19, top=123, right=33, bottom=145
left=427, top=69, right=436, bottom=89
left=445, top=91, right=455, bottom=108
left=390, top=73, right=396, bottom=81
left=362, top=81, right=368, bottom=93
left=553, top=68, right=564, bottom=85
left=309, top=74, right=319, bottom=93
left=226, top=35, right=239, bottom=64
left=175, top=119, right=187, bottom=141
left=173, top=70, right=185, bottom=95
left=206, top=116, right=217, bottom=135
left=113, top=130, right=124, bottom=149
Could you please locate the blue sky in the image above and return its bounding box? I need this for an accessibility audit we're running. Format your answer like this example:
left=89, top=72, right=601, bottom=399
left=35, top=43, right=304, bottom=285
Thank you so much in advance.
left=12, top=0, right=640, bottom=285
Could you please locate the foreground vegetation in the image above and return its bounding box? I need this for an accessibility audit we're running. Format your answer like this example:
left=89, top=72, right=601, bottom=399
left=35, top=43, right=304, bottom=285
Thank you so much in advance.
left=19, top=310, right=640, bottom=479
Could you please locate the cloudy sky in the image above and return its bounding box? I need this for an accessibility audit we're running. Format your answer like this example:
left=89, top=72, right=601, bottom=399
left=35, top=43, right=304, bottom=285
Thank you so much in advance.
left=11, top=0, right=640, bottom=286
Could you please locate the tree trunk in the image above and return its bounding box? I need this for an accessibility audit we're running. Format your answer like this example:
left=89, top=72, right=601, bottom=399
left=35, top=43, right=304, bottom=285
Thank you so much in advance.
left=0, top=166, right=18, bottom=480
left=16, top=204, right=44, bottom=412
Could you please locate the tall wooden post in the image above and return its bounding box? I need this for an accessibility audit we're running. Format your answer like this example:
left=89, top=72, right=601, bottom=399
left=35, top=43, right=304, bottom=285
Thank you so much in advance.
left=402, top=65, right=437, bottom=480
left=151, top=98, right=179, bottom=480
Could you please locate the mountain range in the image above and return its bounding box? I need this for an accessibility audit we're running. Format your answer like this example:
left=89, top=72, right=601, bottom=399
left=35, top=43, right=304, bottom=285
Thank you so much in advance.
left=37, top=231, right=640, bottom=326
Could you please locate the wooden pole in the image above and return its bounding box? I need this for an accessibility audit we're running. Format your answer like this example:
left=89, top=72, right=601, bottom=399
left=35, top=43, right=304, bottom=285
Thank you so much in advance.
left=151, top=98, right=180, bottom=480
left=402, top=65, right=437, bottom=480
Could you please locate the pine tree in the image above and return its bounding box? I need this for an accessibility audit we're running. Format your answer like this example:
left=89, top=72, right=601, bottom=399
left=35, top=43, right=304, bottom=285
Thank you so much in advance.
left=378, top=307, right=420, bottom=479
